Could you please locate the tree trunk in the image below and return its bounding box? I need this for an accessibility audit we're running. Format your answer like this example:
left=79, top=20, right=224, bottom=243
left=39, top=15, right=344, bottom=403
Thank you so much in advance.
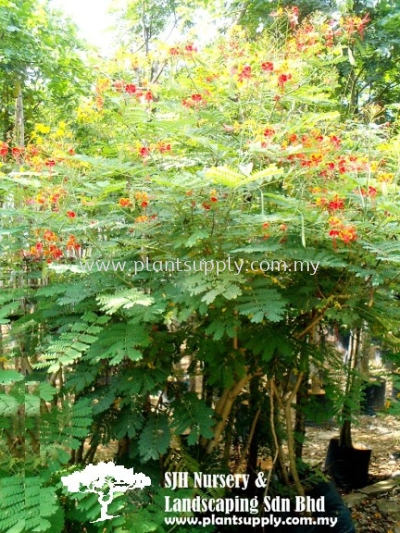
left=294, top=378, right=307, bottom=460
left=14, top=83, right=24, bottom=147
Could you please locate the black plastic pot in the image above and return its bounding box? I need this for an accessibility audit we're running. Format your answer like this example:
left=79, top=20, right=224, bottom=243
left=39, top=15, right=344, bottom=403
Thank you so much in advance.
left=360, top=379, right=386, bottom=415
left=324, top=437, right=371, bottom=489
left=294, top=482, right=356, bottom=533
left=270, top=481, right=356, bottom=533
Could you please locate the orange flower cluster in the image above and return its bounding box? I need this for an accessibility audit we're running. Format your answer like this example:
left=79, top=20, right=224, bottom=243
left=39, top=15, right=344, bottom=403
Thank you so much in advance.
left=271, top=8, right=370, bottom=54
left=360, top=186, right=377, bottom=197
left=138, top=142, right=171, bottom=159
left=24, top=231, right=81, bottom=263
left=66, top=235, right=81, bottom=252
left=113, top=80, right=153, bottom=102
left=30, top=186, right=66, bottom=209
left=341, top=14, right=370, bottom=39
left=238, top=65, right=252, bottom=82
left=135, top=191, right=149, bottom=208
left=135, top=215, right=149, bottom=223
left=119, top=197, right=132, bottom=208
left=283, top=131, right=376, bottom=179
left=328, top=217, right=356, bottom=244
left=182, top=94, right=206, bottom=108
left=168, top=43, right=198, bottom=56
left=157, top=141, right=172, bottom=153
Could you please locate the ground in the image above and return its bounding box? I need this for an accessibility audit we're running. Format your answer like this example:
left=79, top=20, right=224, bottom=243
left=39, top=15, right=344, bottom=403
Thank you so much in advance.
left=303, top=414, right=400, bottom=533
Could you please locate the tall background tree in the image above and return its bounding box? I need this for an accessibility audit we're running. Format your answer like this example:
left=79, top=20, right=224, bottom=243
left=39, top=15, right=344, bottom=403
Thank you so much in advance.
left=0, top=0, right=92, bottom=143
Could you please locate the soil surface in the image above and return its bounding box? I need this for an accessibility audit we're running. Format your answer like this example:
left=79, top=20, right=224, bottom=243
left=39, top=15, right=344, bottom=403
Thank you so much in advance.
left=302, top=414, right=400, bottom=533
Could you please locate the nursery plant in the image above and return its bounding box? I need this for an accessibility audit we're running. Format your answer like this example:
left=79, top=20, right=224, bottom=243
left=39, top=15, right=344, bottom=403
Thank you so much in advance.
left=1, top=5, right=400, bottom=532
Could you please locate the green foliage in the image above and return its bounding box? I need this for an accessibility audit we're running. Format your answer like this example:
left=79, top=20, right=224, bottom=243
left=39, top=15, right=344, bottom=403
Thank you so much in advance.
left=0, top=476, right=64, bottom=533
left=138, top=414, right=171, bottom=461
left=1, top=2, right=400, bottom=531
left=0, top=0, right=92, bottom=138
left=172, top=394, right=214, bottom=445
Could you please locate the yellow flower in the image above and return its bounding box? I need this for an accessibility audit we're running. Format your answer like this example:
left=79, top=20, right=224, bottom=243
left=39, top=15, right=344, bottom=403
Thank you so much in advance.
left=377, top=172, right=394, bottom=183
left=35, top=123, right=50, bottom=134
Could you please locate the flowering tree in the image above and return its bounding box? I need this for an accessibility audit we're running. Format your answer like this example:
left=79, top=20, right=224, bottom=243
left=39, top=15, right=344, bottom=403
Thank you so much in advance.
left=1, top=5, right=400, bottom=531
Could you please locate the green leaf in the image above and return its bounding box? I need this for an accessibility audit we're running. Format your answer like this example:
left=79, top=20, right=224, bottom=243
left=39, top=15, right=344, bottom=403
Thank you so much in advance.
left=139, top=415, right=170, bottom=461
left=0, top=370, right=24, bottom=384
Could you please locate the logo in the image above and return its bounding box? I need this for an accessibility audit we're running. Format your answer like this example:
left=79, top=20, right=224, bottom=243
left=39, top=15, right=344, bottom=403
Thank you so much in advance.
left=61, top=461, right=151, bottom=522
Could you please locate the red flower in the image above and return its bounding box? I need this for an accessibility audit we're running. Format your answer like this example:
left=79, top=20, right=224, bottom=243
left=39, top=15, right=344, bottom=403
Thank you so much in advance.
left=287, top=6, right=299, bottom=28
left=50, top=246, right=63, bottom=259
left=66, top=211, right=76, bottom=218
left=49, top=194, right=60, bottom=204
left=329, top=229, right=340, bottom=238
left=330, top=135, right=341, bottom=148
left=263, top=128, right=276, bottom=137
left=45, top=160, right=56, bottom=168
left=360, top=186, right=378, bottom=198
left=261, top=61, right=274, bottom=72
left=0, top=142, right=9, bottom=157
left=12, top=146, right=24, bottom=157
left=141, top=201, right=149, bottom=208
left=125, top=84, right=136, bottom=94
left=183, top=93, right=205, bottom=108
left=202, top=202, right=211, bottom=210
left=28, top=145, right=40, bottom=157
left=328, top=197, right=344, bottom=211
left=139, top=146, right=150, bottom=158
left=185, top=43, right=197, bottom=53
left=238, top=65, right=252, bottom=81
left=278, top=73, right=292, bottom=88
left=157, top=142, right=171, bottom=153
left=357, top=14, right=371, bottom=37
left=113, top=80, right=125, bottom=92
left=144, top=91, right=153, bottom=102
left=288, top=133, right=298, bottom=143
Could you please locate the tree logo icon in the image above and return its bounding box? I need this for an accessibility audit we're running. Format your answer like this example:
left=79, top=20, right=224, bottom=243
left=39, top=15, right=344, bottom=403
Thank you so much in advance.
left=61, top=462, right=151, bottom=522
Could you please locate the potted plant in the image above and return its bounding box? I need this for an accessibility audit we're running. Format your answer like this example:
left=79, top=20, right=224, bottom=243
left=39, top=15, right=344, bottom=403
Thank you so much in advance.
left=325, top=328, right=372, bottom=489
